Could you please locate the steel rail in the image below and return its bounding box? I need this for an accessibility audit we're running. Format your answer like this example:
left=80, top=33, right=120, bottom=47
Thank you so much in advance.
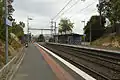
left=43, top=43, right=120, bottom=80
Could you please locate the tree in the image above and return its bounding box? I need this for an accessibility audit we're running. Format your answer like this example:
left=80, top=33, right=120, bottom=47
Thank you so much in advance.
left=58, top=27, right=62, bottom=34
left=0, top=0, right=3, bottom=20
left=97, top=0, right=120, bottom=24
left=37, top=34, right=45, bottom=42
left=0, top=0, right=5, bottom=41
left=0, top=0, right=15, bottom=41
left=84, top=15, right=106, bottom=41
left=59, top=18, right=74, bottom=34
left=9, top=21, right=25, bottom=40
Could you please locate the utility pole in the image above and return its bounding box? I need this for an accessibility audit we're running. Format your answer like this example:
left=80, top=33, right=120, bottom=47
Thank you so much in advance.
left=54, top=22, right=57, bottom=35
left=81, top=20, right=86, bottom=45
left=90, top=24, right=92, bottom=45
left=51, top=20, right=53, bottom=38
left=41, top=29, right=43, bottom=34
left=99, top=0, right=102, bottom=26
left=27, top=17, right=29, bottom=43
left=54, top=22, right=58, bottom=43
left=4, top=0, right=8, bottom=64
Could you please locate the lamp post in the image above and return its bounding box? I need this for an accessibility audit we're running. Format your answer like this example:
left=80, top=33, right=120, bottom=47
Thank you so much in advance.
left=54, top=22, right=58, bottom=43
left=27, top=17, right=33, bottom=43
left=81, top=21, right=86, bottom=45
left=90, top=24, right=92, bottom=45
left=82, top=20, right=91, bottom=45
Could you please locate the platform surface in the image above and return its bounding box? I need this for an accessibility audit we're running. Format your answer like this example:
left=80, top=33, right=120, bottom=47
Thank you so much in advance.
left=13, top=44, right=58, bottom=80
left=12, top=43, right=87, bottom=80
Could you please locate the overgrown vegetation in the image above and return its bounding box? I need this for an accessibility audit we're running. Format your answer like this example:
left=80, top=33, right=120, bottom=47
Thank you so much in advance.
left=84, top=0, right=120, bottom=48
left=0, top=0, right=25, bottom=66
left=92, top=34, right=120, bottom=49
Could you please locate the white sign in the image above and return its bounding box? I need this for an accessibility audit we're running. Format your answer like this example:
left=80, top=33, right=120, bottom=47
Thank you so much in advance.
left=6, top=18, right=12, bottom=26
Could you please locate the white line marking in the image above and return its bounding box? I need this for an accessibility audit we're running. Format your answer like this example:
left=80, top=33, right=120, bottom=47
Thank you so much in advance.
left=9, top=52, right=26, bottom=80
left=36, top=43, right=96, bottom=80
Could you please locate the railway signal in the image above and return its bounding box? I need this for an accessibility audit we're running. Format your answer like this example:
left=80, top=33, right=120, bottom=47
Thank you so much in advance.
left=4, top=0, right=14, bottom=63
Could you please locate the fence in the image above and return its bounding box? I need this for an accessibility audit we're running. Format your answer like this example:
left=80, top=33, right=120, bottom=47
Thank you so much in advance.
left=0, top=48, right=24, bottom=80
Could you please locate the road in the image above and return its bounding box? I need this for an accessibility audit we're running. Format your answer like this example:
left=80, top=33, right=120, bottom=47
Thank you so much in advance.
left=13, top=43, right=58, bottom=80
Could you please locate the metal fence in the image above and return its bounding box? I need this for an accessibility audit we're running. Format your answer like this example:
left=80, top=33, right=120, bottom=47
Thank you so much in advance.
left=0, top=48, right=24, bottom=80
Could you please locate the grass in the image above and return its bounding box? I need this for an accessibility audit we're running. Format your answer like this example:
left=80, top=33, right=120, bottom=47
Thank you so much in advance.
left=0, top=37, right=22, bottom=67
left=91, top=34, right=120, bottom=50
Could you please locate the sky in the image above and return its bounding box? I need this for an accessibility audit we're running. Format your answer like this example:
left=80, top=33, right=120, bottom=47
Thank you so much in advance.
left=12, top=0, right=99, bottom=35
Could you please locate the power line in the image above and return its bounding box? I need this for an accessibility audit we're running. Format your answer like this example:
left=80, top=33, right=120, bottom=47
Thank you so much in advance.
left=54, top=0, right=82, bottom=21
left=54, top=0, right=96, bottom=21
left=63, top=0, right=81, bottom=14
left=52, top=0, right=73, bottom=20
left=84, top=8, right=97, bottom=15
left=50, top=0, right=96, bottom=29
left=70, top=1, right=96, bottom=19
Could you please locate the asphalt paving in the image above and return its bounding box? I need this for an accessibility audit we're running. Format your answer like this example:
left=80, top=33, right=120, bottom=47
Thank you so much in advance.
left=13, top=43, right=58, bottom=80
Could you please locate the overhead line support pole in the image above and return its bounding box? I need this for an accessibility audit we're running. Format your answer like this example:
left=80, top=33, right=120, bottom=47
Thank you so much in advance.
left=90, top=24, right=92, bottom=45
left=4, top=0, right=8, bottom=64
left=99, top=0, right=102, bottom=26
left=81, top=20, right=86, bottom=45
left=54, top=22, right=57, bottom=35
left=51, top=20, right=53, bottom=38
left=27, top=17, right=29, bottom=43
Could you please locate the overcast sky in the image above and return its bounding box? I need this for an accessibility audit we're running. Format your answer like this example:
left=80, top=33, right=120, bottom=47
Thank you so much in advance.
left=13, top=0, right=99, bottom=35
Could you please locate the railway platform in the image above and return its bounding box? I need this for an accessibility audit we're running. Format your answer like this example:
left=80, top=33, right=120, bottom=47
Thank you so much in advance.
left=12, top=43, right=94, bottom=80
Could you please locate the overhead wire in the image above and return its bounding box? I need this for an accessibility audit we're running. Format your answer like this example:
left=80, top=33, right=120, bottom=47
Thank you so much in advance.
left=50, top=0, right=97, bottom=28
left=48, top=0, right=98, bottom=34
left=52, top=0, right=73, bottom=20
left=54, top=0, right=82, bottom=21
left=54, top=0, right=96, bottom=21
left=69, top=1, right=96, bottom=19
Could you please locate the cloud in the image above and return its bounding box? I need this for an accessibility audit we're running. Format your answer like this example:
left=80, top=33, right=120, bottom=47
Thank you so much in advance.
left=13, top=0, right=67, bottom=18
left=13, top=0, right=99, bottom=35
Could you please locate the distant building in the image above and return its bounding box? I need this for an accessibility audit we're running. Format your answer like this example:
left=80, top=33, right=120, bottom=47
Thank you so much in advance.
left=44, top=34, right=52, bottom=42
left=21, top=34, right=30, bottom=43
left=54, top=33, right=83, bottom=45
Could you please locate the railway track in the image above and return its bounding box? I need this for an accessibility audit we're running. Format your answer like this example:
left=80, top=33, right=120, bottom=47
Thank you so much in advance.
left=41, top=43, right=120, bottom=80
